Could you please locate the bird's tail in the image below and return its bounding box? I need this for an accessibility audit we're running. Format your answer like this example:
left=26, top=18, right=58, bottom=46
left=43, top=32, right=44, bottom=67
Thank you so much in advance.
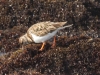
left=58, top=24, right=73, bottom=30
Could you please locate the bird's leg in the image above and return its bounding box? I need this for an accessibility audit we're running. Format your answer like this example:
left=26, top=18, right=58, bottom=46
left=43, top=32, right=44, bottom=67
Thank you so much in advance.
left=39, top=42, right=46, bottom=51
left=51, top=36, right=56, bottom=48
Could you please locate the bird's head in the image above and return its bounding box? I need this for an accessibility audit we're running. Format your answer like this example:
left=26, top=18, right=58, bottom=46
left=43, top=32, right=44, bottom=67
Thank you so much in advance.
left=19, top=34, right=28, bottom=45
left=19, top=33, right=33, bottom=45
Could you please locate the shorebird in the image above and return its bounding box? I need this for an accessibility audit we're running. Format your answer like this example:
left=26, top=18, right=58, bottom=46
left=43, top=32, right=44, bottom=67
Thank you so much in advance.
left=19, top=21, right=73, bottom=51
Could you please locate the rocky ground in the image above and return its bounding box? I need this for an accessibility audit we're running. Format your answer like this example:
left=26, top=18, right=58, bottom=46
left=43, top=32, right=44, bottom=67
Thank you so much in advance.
left=0, top=0, right=100, bottom=75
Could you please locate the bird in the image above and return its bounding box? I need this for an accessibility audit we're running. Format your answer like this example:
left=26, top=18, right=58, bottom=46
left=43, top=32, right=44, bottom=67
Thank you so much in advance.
left=19, top=21, right=73, bottom=51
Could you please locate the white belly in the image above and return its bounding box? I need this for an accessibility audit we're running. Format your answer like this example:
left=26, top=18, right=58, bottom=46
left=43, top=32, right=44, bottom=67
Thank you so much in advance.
left=31, top=30, right=58, bottom=43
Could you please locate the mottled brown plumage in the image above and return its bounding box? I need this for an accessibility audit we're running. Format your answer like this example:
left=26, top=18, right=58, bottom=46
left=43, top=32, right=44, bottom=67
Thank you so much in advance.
left=27, top=21, right=67, bottom=36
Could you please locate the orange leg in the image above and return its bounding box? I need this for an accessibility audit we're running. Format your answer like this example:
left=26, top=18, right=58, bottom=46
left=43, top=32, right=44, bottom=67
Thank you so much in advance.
left=51, top=36, right=56, bottom=48
left=39, top=42, right=46, bottom=51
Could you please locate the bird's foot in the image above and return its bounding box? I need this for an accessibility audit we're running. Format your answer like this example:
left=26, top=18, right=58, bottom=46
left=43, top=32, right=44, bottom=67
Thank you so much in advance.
left=51, top=43, right=56, bottom=48
left=51, top=36, right=56, bottom=48
left=39, top=42, right=46, bottom=51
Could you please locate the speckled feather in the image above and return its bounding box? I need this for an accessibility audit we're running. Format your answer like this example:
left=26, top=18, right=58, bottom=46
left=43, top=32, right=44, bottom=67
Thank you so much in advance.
left=19, top=33, right=33, bottom=44
left=27, top=21, right=67, bottom=36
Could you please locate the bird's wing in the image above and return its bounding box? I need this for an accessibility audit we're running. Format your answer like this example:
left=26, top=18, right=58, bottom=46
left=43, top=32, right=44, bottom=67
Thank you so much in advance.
left=27, top=21, right=67, bottom=36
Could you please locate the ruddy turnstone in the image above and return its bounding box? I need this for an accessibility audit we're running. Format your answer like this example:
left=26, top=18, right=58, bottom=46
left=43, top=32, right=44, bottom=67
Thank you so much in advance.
left=19, top=21, right=73, bottom=51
